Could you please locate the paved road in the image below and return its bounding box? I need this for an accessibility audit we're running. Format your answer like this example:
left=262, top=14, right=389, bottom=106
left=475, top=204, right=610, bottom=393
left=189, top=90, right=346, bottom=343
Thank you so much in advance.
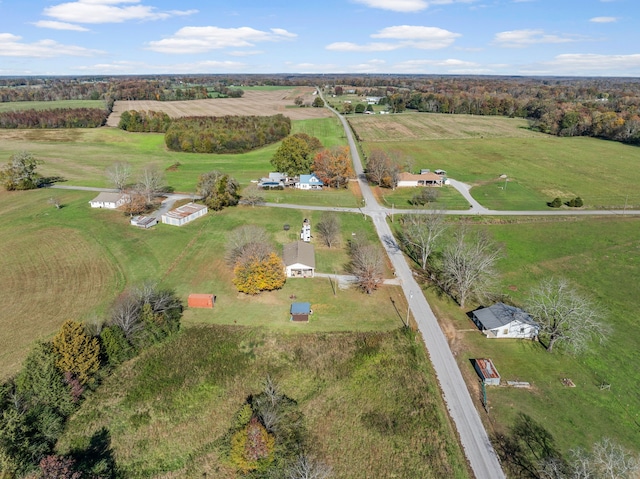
left=319, top=89, right=507, bottom=479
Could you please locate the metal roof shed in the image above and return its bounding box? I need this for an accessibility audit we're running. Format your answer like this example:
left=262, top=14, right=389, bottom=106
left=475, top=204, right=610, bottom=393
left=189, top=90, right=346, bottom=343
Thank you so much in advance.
left=473, top=358, right=501, bottom=386
left=290, top=302, right=311, bottom=322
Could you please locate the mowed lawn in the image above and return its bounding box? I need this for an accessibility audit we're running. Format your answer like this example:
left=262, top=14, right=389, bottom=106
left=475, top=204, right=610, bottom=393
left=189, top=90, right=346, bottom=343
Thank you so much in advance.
left=0, top=188, right=397, bottom=378
left=422, top=216, right=640, bottom=454
left=351, top=112, right=640, bottom=210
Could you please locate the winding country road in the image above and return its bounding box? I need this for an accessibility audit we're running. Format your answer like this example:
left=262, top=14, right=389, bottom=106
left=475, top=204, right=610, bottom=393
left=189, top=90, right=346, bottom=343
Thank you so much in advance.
left=320, top=93, right=507, bottom=479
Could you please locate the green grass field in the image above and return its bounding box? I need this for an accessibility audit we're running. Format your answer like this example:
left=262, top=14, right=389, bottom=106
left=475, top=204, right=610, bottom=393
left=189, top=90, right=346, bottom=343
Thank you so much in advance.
left=352, top=113, right=640, bottom=210
left=57, top=327, right=470, bottom=479
left=0, top=188, right=393, bottom=378
left=419, top=216, right=640, bottom=454
left=0, top=100, right=106, bottom=112
left=0, top=117, right=353, bottom=199
left=376, top=184, right=471, bottom=210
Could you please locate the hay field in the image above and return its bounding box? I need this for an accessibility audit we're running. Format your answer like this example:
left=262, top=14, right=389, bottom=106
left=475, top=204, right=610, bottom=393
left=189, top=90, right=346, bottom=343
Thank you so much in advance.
left=107, top=87, right=332, bottom=126
left=348, top=112, right=542, bottom=142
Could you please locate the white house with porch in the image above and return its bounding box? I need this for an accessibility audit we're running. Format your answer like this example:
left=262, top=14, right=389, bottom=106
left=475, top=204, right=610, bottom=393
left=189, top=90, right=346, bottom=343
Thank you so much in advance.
left=397, top=172, right=446, bottom=187
left=295, top=174, right=324, bottom=190
left=283, top=241, right=315, bottom=278
left=471, top=303, right=540, bottom=339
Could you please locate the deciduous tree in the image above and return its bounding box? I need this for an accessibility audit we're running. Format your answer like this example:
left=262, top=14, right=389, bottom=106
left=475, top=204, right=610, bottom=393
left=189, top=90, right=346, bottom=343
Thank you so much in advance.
left=526, top=278, right=608, bottom=353
left=312, top=96, right=324, bottom=107
left=226, top=225, right=274, bottom=266
left=316, top=212, right=341, bottom=248
left=137, top=164, right=165, bottom=204
left=0, top=151, right=42, bottom=190
left=365, top=149, right=400, bottom=188
left=197, top=170, right=240, bottom=210
left=441, top=228, right=502, bottom=308
left=270, top=136, right=313, bottom=175
left=105, top=161, right=132, bottom=191
left=400, top=211, right=446, bottom=270
left=312, top=146, right=353, bottom=188
left=233, top=252, right=286, bottom=295
left=348, top=238, right=384, bottom=294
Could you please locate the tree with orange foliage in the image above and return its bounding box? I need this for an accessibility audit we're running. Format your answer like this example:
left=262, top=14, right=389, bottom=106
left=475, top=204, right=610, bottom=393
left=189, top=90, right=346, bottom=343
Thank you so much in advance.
left=312, top=146, right=354, bottom=188
left=233, top=252, right=286, bottom=295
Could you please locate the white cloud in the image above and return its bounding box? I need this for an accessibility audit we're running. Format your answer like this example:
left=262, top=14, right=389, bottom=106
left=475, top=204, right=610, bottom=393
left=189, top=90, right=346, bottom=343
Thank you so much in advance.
left=352, top=0, right=473, bottom=13
left=326, top=42, right=400, bottom=52
left=0, top=32, right=102, bottom=57
left=32, top=20, right=89, bottom=31
left=228, top=50, right=264, bottom=57
left=545, top=53, right=640, bottom=74
left=327, top=25, right=460, bottom=52
left=75, top=59, right=246, bottom=74
left=590, top=16, right=617, bottom=23
left=493, top=29, right=581, bottom=47
left=43, top=0, right=197, bottom=24
left=147, top=26, right=297, bottom=54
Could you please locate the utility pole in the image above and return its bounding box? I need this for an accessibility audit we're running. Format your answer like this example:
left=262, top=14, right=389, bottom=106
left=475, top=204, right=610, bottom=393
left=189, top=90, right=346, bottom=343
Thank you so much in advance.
left=406, top=290, right=413, bottom=327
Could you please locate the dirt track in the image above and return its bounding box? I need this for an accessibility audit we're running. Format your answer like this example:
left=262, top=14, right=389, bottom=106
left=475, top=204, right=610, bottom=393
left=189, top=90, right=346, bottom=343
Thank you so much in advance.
left=107, top=88, right=332, bottom=126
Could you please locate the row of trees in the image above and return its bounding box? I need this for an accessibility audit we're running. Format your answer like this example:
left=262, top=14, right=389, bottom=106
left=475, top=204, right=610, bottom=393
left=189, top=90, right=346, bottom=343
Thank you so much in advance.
left=117, top=110, right=171, bottom=132
left=104, top=162, right=168, bottom=215
left=165, top=114, right=291, bottom=154
left=0, top=108, right=108, bottom=129
left=0, top=283, right=182, bottom=477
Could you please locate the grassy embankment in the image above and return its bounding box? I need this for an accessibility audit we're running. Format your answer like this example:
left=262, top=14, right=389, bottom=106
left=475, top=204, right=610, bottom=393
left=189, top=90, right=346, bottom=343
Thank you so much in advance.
left=57, top=327, right=470, bottom=478
left=350, top=112, right=640, bottom=210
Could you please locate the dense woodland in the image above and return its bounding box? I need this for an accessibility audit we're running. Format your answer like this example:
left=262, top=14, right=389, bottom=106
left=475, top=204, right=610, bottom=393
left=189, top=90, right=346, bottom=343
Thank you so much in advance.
left=117, top=110, right=171, bottom=133
left=0, top=108, right=109, bottom=129
left=164, top=114, right=291, bottom=154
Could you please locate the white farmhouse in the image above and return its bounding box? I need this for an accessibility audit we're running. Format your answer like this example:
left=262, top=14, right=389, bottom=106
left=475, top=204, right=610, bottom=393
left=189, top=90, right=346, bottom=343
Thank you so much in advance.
left=471, top=303, right=539, bottom=339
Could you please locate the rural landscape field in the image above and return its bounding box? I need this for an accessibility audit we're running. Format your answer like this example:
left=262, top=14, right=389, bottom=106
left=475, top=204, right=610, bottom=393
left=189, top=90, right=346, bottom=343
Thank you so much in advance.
left=0, top=77, right=639, bottom=479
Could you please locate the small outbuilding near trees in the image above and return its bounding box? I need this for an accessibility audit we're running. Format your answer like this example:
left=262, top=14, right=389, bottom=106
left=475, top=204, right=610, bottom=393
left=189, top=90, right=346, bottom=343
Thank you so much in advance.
left=188, top=294, right=215, bottom=309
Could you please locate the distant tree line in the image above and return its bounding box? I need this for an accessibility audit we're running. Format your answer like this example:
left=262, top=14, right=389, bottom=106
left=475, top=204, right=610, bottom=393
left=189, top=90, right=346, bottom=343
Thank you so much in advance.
left=118, top=110, right=172, bottom=132
left=0, top=108, right=109, bottom=129
left=165, top=114, right=291, bottom=154
left=0, top=283, right=182, bottom=478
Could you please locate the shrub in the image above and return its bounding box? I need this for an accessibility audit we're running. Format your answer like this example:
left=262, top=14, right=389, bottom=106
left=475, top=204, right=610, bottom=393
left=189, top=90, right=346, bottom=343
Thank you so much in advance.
left=548, top=197, right=562, bottom=208
left=567, top=196, right=584, bottom=207
left=229, top=417, right=275, bottom=473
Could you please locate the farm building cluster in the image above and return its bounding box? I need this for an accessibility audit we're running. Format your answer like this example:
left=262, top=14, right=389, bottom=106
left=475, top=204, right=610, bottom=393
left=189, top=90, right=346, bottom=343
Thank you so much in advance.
left=257, top=172, right=324, bottom=190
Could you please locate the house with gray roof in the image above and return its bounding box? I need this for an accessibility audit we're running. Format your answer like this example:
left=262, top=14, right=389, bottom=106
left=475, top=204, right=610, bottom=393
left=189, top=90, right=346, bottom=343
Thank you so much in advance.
left=283, top=241, right=315, bottom=278
left=89, top=192, right=129, bottom=209
left=471, top=303, right=539, bottom=339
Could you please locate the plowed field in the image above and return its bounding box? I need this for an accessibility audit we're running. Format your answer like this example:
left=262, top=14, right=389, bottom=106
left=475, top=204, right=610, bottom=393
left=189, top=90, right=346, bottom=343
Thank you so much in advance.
left=107, top=88, right=332, bottom=126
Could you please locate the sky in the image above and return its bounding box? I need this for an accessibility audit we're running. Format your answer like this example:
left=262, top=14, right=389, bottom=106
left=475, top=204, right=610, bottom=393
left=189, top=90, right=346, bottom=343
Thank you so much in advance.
left=0, top=0, right=639, bottom=77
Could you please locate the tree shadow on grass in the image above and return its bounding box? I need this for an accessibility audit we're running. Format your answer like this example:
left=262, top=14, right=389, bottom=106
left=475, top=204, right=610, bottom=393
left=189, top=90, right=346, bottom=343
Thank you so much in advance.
left=70, top=427, right=118, bottom=479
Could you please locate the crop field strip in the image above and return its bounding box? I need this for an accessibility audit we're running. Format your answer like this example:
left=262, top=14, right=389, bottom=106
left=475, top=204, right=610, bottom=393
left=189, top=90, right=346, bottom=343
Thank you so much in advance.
left=107, top=88, right=333, bottom=126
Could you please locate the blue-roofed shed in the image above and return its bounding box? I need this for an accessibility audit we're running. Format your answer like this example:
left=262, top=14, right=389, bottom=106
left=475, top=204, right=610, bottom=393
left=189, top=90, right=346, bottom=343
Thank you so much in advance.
left=290, top=302, right=311, bottom=322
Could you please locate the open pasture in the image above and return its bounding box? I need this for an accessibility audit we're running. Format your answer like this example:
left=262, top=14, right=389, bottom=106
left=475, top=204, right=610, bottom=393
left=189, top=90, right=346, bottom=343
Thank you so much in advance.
left=423, top=216, right=640, bottom=453
left=349, top=112, right=540, bottom=142
left=353, top=113, right=640, bottom=209
left=0, top=117, right=352, bottom=195
left=0, top=189, right=393, bottom=378
left=107, top=87, right=331, bottom=126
